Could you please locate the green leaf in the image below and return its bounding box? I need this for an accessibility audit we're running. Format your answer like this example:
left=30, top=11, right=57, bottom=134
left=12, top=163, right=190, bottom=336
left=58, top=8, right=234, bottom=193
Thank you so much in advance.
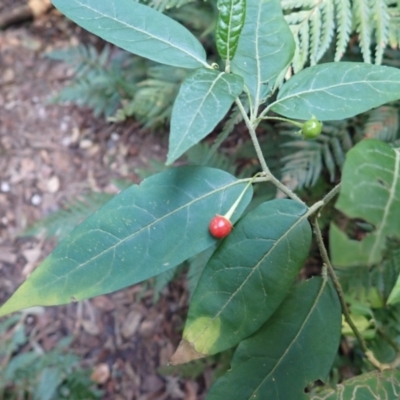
left=0, top=167, right=252, bottom=317
left=36, top=368, right=64, bottom=400
left=207, top=277, right=341, bottom=400
left=330, top=140, right=400, bottom=267
left=270, top=62, right=400, bottom=120
left=310, top=370, right=400, bottom=399
left=216, top=0, right=246, bottom=61
left=167, top=68, right=243, bottom=164
left=231, top=0, right=295, bottom=107
left=382, top=247, right=400, bottom=305
left=170, top=199, right=311, bottom=363
left=51, top=0, right=208, bottom=69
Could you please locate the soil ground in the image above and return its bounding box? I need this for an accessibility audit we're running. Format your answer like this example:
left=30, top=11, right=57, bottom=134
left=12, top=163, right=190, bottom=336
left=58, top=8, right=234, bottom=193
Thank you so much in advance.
left=0, top=5, right=211, bottom=399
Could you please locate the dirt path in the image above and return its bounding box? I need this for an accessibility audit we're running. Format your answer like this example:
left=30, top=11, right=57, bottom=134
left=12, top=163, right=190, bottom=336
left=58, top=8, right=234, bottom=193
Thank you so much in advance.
left=0, top=9, right=208, bottom=400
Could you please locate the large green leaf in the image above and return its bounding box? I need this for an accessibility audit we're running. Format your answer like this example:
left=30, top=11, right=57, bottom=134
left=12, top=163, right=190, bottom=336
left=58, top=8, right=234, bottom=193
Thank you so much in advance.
left=270, top=63, right=400, bottom=120
left=51, top=0, right=208, bottom=69
left=330, top=140, right=400, bottom=267
left=170, top=199, right=311, bottom=363
left=207, top=277, right=341, bottom=400
left=231, top=0, right=295, bottom=108
left=0, top=167, right=252, bottom=317
left=167, top=68, right=243, bottom=164
left=216, top=0, right=246, bottom=61
left=310, top=370, right=400, bottom=399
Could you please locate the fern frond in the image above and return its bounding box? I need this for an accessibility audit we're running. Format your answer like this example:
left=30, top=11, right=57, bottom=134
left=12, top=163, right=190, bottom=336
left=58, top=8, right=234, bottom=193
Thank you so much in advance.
left=373, top=0, right=390, bottom=63
left=280, top=121, right=352, bottom=189
left=310, top=7, right=322, bottom=65
left=352, top=0, right=372, bottom=63
left=316, top=0, right=335, bottom=60
left=47, top=45, right=144, bottom=117
left=168, top=0, right=217, bottom=36
left=284, top=1, right=348, bottom=71
left=281, top=0, right=316, bottom=8
left=185, top=142, right=237, bottom=174
left=333, top=0, right=352, bottom=61
left=363, top=105, right=399, bottom=141
left=387, top=0, right=400, bottom=48
left=202, top=104, right=244, bottom=166
left=280, top=103, right=400, bottom=190
left=111, top=65, right=188, bottom=127
left=299, top=21, right=311, bottom=68
left=291, top=28, right=303, bottom=73
left=281, top=142, right=323, bottom=188
left=21, top=192, right=114, bottom=242
left=283, top=0, right=396, bottom=69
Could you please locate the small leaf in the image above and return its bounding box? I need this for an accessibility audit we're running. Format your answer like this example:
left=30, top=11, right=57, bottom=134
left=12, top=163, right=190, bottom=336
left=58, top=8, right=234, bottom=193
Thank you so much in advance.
left=0, top=167, right=252, bottom=317
left=207, top=277, right=341, bottom=399
left=216, top=0, right=246, bottom=61
left=386, top=267, right=400, bottom=305
left=167, top=68, right=243, bottom=164
left=36, top=368, right=64, bottom=400
left=270, top=62, right=400, bottom=120
left=330, top=140, right=400, bottom=268
left=52, top=0, right=208, bottom=69
left=231, top=0, right=295, bottom=107
left=310, top=370, right=400, bottom=399
left=170, top=199, right=311, bottom=363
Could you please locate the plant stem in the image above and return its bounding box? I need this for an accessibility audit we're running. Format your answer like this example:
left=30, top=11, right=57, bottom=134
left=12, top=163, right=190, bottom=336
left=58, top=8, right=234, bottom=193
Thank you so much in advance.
left=311, top=218, right=390, bottom=371
left=260, top=115, right=304, bottom=128
left=236, top=98, right=306, bottom=203
left=269, top=174, right=305, bottom=204
left=322, top=182, right=341, bottom=205
left=235, top=98, right=269, bottom=174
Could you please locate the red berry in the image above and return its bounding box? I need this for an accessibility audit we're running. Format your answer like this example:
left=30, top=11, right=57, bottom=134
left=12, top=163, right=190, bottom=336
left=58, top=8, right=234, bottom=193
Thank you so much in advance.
left=209, top=215, right=232, bottom=239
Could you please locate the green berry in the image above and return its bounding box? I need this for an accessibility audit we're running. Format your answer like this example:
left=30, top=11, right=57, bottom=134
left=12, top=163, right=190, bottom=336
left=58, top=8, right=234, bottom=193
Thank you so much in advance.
left=301, top=118, right=322, bottom=139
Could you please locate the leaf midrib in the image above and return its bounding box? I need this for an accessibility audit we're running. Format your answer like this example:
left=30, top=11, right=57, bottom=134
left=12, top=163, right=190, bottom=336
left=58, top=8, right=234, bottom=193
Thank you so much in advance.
left=248, top=277, right=327, bottom=399
left=273, top=78, right=400, bottom=110
left=70, top=0, right=208, bottom=67
left=37, top=179, right=244, bottom=290
left=170, top=71, right=226, bottom=159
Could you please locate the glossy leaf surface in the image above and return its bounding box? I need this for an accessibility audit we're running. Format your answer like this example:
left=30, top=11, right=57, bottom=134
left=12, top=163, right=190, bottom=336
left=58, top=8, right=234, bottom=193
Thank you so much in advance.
left=52, top=0, right=208, bottom=69
left=330, top=140, right=400, bottom=267
left=310, top=370, right=400, bottom=399
left=231, top=0, right=295, bottom=106
left=167, top=68, right=243, bottom=164
left=207, top=277, right=341, bottom=399
left=216, top=0, right=246, bottom=61
left=271, top=63, right=400, bottom=120
left=0, top=167, right=253, bottom=317
left=171, top=199, right=311, bottom=363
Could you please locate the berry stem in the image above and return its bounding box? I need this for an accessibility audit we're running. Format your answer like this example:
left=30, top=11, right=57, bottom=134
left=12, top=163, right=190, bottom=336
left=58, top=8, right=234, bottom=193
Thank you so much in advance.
left=224, top=173, right=261, bottom=221
left=259, top=115, right=304, bottom=128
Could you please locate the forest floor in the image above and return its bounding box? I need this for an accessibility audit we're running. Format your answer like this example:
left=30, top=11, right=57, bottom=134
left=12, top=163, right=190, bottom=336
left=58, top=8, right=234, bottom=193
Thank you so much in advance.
left=0, top=5, right=212, bottom=400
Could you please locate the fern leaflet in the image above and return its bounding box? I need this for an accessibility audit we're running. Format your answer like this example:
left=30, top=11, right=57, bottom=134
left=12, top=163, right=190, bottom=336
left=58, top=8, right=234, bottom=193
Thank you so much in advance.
left=282, top=0, right=397, bottom=70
